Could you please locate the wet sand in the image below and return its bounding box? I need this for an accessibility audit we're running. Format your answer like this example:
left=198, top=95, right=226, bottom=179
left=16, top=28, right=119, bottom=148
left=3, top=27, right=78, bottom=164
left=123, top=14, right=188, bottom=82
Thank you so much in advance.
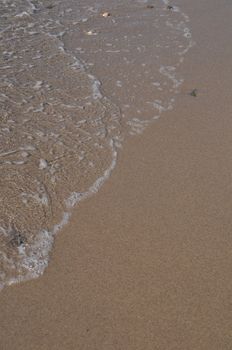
left=1, top=0, right=232, bottom=349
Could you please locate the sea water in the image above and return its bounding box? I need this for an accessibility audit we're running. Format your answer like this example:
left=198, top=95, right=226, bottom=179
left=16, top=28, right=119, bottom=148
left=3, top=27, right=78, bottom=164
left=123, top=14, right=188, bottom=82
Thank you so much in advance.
left=0, top=0, right=193, bottom=289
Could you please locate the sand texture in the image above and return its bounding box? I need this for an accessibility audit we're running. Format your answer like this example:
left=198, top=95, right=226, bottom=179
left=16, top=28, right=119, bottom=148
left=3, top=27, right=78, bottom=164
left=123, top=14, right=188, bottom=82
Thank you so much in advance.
left=1, top=0, right=232, bottom=349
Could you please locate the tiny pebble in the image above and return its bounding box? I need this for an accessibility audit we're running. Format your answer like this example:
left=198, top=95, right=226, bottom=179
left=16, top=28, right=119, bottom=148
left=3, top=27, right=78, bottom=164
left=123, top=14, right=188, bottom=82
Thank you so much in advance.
left=190, top=89, right=198, bottom=97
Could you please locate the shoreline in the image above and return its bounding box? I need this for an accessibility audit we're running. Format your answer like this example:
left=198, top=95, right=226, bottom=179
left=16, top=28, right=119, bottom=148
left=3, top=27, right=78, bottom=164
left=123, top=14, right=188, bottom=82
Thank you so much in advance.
left=0, top=0, right=192, bottom=289
left=1, top=0, right=232, bottom=349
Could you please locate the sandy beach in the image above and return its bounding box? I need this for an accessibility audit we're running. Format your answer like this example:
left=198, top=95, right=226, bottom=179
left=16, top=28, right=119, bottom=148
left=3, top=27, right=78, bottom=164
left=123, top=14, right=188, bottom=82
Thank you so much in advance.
left=1, top=0, right=232, bottom=349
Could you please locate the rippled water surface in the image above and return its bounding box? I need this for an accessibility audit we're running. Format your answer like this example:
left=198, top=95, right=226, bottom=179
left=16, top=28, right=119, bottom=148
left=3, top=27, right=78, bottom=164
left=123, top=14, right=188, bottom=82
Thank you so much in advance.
left=0, top=0, right=193, bottom=289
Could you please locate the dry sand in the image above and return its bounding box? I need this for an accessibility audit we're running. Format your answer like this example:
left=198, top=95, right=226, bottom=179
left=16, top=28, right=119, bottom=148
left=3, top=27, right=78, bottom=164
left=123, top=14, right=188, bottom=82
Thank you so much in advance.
left=1, top=0, right=232, bottom=349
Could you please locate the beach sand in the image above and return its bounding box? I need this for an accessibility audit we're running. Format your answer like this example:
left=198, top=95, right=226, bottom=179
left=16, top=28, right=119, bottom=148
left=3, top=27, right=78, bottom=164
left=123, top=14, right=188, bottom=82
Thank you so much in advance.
left=1, top=0, right=232, bottom=349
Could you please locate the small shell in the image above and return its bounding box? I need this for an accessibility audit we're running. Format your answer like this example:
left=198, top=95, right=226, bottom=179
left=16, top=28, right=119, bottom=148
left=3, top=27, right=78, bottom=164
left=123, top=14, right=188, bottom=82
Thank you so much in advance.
left=85, top=30, right=97, bottom=36
left=102, top=12, right=110, bottom=17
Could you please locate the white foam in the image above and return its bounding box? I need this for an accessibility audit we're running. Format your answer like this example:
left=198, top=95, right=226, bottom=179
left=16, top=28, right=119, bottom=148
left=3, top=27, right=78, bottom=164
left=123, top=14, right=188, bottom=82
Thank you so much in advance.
left=88, top=74, right=102, bottom=100
left=15, top=11, right=30, bottom=18
left=66, top=140, right=117, bottom=209
left=39, top=159, right=48, bottom=170
left=33, top=81, right=43, bottom=90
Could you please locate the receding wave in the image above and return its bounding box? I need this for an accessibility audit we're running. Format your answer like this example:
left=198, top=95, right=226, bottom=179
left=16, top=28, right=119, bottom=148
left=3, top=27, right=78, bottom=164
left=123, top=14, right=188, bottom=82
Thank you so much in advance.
left=0, top=0, right=193, bottom=289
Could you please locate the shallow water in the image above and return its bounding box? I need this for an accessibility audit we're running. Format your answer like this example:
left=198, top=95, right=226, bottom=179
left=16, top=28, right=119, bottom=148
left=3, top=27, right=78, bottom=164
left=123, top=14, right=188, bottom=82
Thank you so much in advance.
left=0, top=0, right=193, bottom=289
